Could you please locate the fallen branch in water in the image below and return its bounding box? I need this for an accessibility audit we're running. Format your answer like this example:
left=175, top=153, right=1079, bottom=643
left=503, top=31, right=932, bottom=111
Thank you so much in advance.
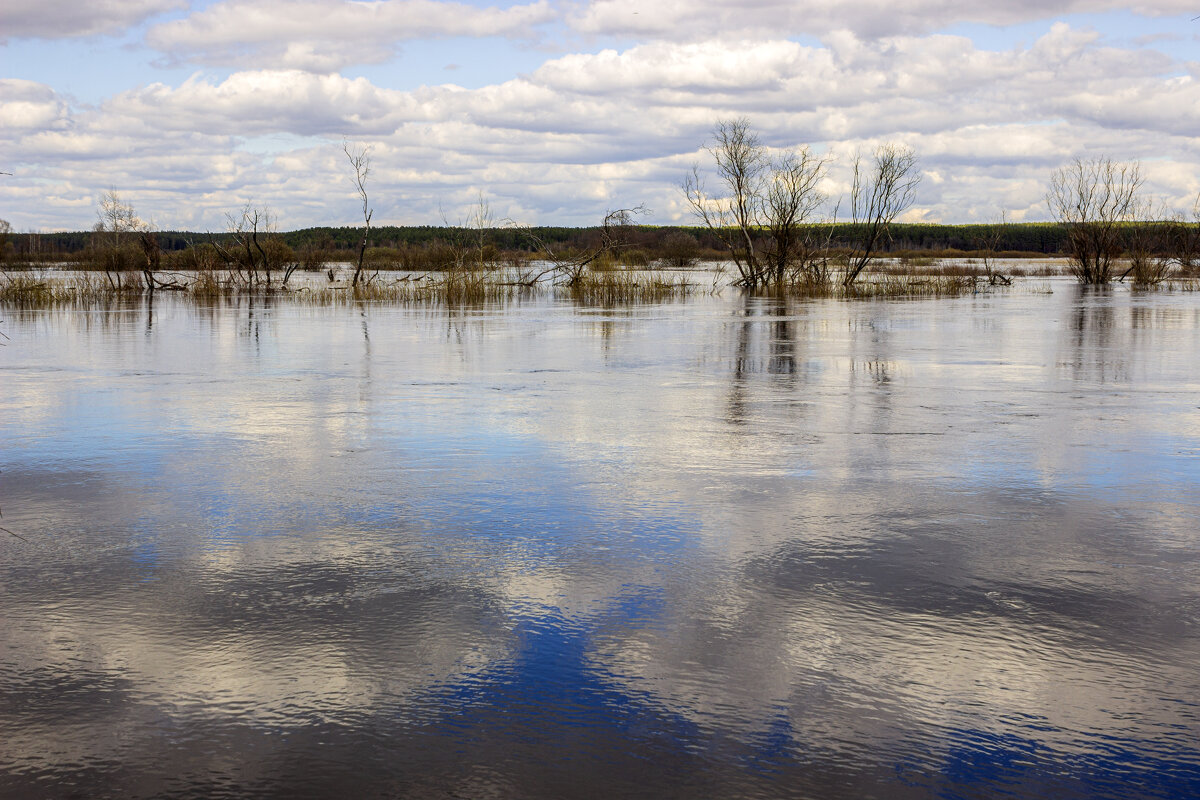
left=0, top=525, right=28, bottom=543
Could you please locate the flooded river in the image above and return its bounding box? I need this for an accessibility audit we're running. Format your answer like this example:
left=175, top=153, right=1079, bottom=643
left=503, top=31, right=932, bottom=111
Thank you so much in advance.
left=2, top=279, right=1199, bottom=798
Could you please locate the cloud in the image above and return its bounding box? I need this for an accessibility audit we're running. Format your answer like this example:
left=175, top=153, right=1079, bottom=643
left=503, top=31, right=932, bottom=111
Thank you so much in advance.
left=0, top=0, right=184, bottom=39
left=107, top=71, right=419, bottom=136
left=6, top=25, right=1200, bottom=230
left=145, top=0, right=557, bottom=70
left=566, top=0, right=1198, bottom=41
left=0, top=80, right=72, bottom=132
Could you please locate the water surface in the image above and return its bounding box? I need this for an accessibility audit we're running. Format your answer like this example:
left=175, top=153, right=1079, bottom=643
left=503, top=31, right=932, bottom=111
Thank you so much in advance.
left=2, top=280, right=1199, bottom=798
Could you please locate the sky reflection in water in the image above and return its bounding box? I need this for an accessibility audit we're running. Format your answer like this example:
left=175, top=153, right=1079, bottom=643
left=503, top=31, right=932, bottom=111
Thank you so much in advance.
left=2, top=281, right=1200, bottom=798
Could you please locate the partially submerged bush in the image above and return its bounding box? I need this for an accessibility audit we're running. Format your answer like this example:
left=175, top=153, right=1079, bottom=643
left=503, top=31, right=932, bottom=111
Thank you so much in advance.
left=658, top=232, right=701, bottom=268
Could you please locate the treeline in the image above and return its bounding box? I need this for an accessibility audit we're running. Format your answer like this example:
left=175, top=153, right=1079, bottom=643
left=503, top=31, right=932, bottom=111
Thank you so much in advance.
left=5, top=221, right=1072, bottom=262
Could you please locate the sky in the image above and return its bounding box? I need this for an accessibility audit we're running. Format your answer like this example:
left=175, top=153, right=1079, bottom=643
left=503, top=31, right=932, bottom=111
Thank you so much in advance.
left=2, top=1, right=1200, bottom=231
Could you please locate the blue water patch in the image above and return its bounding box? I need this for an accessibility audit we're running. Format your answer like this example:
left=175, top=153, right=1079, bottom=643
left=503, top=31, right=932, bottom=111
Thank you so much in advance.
left=893, top=727, right=1200, bottom=800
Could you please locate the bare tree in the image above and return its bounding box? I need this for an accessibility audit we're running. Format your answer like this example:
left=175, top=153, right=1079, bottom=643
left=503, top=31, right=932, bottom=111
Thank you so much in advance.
left=89, top=191, right=188, bottom=291
left=344, top=140, right=373, bottom=288
left=468, top=192, right=494, bottom=271
left=441, top=192, right=496, bottom=271
left=221, top=204, right=265, bottom=285
left=763, top=147, right=828, bottom=284
left=96, top=189, right=141, bottom=248
left=1046, top=156, right=1143, bottom=284
left=516, top=207, right=646, bottom=286
left=684, top=118, right=828, bottom=288
left=1163, top=192, right=1200, bottom=278
left=684, top=119, right=768, bottom=286
left=978, top=211, right=1012, bottom=286
left=843, top=143, right=921, bottom=287
left=211, top=204, right=294, bottom=288
left=1119, top=196, right=1172, bottom=285
left=93, top=189, right=144, bottom=289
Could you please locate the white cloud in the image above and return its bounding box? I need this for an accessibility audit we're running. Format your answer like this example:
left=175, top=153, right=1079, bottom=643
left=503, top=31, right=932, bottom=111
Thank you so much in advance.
left=107, top=71, right=419, bottom=136
left=0, top=80, right=72, bottom=132
left=6, top=24, right=1200, bottom=230
left=145, top=0, right=557, bottom=70
left=0, top=0, right=183, bottom=39
left=566, top=0, right=1198, bottom=40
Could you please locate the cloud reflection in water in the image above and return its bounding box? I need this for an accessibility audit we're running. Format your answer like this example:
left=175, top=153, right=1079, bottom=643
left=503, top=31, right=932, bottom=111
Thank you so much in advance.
left=2, top=282, right=1199, bottom=798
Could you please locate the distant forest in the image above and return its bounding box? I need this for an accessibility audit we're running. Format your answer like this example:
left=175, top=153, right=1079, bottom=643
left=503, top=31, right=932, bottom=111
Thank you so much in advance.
left=10, top=222, right=1069, bottom=260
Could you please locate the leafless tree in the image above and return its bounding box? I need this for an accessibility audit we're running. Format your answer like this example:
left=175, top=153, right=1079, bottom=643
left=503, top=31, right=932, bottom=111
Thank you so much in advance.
left=212, top=204, right=295, bottom=288
left=1046, top=156, right=1143, bottom=284
left=763, top=148, right=829, bottom=284
left=441, top=192, right=496, bottom=271
left=978, top=211, right=1012, bottom=286
left=467, top=192, right=494, bottom=271
left=843, top=143, right=921, bottom=287
left=96, top=189, right=141, bottom=248
left=684, top=119, right=767, bottom=286
left=93, top=189, right=145, bottom=289
left=684, top=118, right=828, bottom=288
left=222, top=204, right=266, bottom=285
left=1162, top=192, right=1200, bottom=278
left=89, top=191, right=189, bottom=291
left=1117, top=196, right=1172, bottom=285
left=344, top=140, right=374, bottom=288
left=516, top=206, right=646, bottom=286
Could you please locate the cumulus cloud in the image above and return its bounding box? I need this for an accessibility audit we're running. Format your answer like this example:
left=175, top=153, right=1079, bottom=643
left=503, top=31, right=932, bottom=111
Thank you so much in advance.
left=0, top=0, right=183, bottom=39
left=107, top=71, right=419, bottom=136
left=6, top=24, right=1200, bottom=230
left=0, top=80, right=72, bottom=132
left=566, top=0, right=1198, bottom=41
left=145, top=0, right=557, bottom=70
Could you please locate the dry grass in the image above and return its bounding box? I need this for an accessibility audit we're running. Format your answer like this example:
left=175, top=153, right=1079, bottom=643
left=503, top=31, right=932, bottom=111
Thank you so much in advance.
left=1145, top=278, right=1200, bottom=292
left=562, top=271, right=695, bottom=305
left=189, top=269, right=239, bottom=299
left=2, top=265, right=1009, bottom=308
left=875, top=259, right=1068, bottom=279
left=0, top=270, right=145, bottom=305
left=751, top=271, right=982, bottom=299
left=292, top=271, right=525, bottom=305
left=842, top=274, right=979, bottom=298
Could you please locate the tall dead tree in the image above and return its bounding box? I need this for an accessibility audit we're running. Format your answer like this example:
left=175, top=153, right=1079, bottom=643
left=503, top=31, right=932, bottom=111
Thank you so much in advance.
left=344, top=140, right=373, bottom=288
left=1046, top=157, right=1143, bottom=284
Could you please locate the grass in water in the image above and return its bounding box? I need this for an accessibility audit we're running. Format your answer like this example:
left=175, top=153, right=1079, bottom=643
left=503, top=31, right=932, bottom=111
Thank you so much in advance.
left=562, top=271, right=695, bottom=305
left=2, top=267, right=1027, bottom=308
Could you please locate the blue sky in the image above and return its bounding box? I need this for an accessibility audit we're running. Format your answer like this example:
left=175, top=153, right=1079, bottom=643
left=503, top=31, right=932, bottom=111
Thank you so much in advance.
left=2, top=1, right=1199, bottom=230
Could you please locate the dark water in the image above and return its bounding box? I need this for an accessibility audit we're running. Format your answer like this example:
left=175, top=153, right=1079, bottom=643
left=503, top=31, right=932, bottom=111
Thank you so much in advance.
left=2, top=281, right=1199, bottom=799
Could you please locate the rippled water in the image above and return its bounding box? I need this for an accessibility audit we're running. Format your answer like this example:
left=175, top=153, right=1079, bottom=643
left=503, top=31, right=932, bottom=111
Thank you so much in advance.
left=2, top=279, right=1200, bottom=798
